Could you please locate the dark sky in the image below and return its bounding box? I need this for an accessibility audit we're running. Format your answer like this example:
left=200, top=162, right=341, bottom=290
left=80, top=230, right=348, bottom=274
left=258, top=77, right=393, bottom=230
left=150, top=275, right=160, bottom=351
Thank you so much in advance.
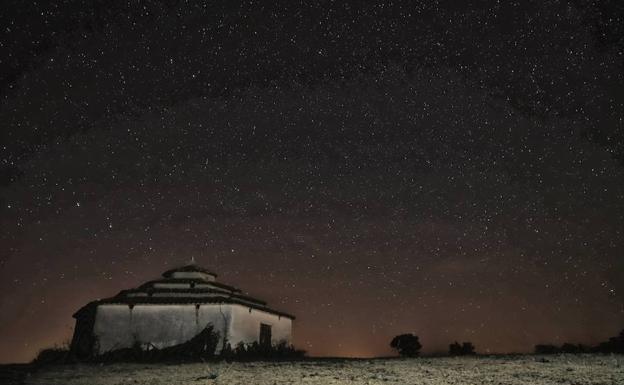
left=1, top=0, right=624, bottom=363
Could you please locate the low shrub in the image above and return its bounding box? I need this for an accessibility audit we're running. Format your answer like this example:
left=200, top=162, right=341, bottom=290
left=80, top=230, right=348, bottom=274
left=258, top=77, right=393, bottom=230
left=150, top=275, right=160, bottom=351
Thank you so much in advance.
left=221, top=340, right=306, bottom=361
left=390, top=334, right=422, bottom=357
left=33, top=347, right=72, bottom=365
left=449, top=341, right=476, bottom=356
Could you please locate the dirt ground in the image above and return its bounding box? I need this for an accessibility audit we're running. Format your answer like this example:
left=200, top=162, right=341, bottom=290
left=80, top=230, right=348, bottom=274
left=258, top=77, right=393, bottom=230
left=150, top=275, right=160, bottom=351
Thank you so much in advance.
left=12, top=354, right=624, bottom=385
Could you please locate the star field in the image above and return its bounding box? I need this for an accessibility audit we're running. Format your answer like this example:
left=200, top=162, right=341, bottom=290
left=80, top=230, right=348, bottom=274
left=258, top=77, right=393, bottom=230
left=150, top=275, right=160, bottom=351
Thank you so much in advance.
left=1, top=0, right=623, bottom=363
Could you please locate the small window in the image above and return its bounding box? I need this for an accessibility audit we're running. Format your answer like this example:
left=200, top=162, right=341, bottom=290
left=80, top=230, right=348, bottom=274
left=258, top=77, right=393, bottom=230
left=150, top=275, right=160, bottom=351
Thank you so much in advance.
left=259, top=323, right=272, bottom=347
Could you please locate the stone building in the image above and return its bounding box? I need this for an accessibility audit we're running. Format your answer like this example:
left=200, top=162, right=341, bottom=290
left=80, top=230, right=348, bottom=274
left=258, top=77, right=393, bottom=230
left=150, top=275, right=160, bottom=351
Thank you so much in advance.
left=70, top=263, right=294, bottom=357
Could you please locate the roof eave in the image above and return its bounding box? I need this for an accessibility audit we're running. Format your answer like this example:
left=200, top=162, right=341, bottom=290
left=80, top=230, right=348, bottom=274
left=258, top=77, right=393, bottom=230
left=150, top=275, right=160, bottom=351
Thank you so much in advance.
left=91, top=297, right=296, bottom=320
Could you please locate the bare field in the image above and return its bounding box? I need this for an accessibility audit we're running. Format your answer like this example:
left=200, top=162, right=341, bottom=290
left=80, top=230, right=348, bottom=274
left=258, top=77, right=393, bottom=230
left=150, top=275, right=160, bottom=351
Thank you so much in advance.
left=20, top=355, right=624, bottom=385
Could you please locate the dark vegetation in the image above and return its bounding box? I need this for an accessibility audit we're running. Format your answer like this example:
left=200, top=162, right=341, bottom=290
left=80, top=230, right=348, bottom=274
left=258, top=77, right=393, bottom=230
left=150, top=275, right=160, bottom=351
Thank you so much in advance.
left=390, top=334, right=422, bottom=357
left=389, top=328, right=624, bottom=358
left=221, top=341, right=306, bottom=361
left=535, top=328, right=624, bottom=354
left=389, top=334, right=477, bottom=357
left=31, top=347, right=72, bottom=366
left=448, top=341, right=476, bottom=356
left=595, top=329, right=624, bottom=354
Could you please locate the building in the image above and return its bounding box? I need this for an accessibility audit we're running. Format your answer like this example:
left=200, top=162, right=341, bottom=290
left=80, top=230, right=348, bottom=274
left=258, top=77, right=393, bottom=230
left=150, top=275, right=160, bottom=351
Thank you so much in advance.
left=70, top=263, right=295, bottom=358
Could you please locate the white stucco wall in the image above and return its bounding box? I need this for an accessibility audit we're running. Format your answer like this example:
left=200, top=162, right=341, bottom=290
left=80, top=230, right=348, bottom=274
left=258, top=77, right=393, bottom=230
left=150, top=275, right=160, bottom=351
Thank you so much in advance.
left=92, top=303, right=293, bottom=354
left=227, top=304, right=292, bottom=347
left=93, top=304, right=231, bottom=353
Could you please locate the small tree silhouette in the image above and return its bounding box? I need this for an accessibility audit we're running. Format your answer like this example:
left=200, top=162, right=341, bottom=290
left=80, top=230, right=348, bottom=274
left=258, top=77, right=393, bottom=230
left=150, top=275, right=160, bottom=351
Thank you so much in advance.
left=449, top=341, right=476, bottom=356
left=390, top=334, right=422, bottom=357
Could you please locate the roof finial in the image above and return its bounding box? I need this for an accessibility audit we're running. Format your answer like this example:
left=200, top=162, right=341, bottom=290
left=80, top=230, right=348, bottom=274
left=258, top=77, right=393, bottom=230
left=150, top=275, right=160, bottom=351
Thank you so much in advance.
left=189, top=256, right=196, bottom=265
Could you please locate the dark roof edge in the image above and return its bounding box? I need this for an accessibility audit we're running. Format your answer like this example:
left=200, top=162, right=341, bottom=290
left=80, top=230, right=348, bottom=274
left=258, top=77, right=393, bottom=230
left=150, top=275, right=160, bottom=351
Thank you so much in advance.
left=120, top=288, right=267, bottom=306
left=74, top=297, right=295, bottom=320
left=139, top=279, right=241, bottom=293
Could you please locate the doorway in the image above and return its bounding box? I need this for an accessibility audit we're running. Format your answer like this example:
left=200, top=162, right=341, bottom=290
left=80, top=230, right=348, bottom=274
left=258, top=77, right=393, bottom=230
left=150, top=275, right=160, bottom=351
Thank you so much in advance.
left=259, top=323, right=272, bottom=347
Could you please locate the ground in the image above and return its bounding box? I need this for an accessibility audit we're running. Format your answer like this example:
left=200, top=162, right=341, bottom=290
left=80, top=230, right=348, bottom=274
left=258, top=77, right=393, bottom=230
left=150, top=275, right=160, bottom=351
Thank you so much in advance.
left=6, top=355, right=623, bottom=385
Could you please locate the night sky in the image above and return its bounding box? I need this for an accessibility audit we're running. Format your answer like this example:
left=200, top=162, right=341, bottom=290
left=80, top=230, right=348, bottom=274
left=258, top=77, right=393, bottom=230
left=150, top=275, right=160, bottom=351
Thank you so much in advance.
left=1, top=1, right=624, bottom=363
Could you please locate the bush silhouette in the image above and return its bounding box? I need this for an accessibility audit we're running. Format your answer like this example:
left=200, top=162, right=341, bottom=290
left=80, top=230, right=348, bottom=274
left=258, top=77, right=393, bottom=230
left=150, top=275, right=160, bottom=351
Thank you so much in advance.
left=449, top=341, right=476, bottom=356
left=535, top=328, right=624, bottom=355
left=560, top=343, right=589, bottom=354
left=390, top=334, right=422, bottom=357
left=596, top=329, right=624, bottom=354
left=535, top=344, right=560, bottom=354
left=222, top=340, right=305, bottom=361
left=33, top=347, right=72, bottom=365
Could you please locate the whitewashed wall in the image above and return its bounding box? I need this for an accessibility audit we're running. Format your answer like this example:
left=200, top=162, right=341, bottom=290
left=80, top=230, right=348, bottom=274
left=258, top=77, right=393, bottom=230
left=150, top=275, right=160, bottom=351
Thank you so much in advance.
left=92, top=303, right=292, bottom=354
left=227, top=304, right=292, bottom=346
left=93, top=304, right=231, bottom=353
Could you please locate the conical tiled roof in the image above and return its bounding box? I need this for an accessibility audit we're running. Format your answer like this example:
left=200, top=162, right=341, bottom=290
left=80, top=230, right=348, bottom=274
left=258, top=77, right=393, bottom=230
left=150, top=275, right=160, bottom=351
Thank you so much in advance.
left=74, top=264, right=295, bottom=319
left=161, top=263, right=218, bottom=278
